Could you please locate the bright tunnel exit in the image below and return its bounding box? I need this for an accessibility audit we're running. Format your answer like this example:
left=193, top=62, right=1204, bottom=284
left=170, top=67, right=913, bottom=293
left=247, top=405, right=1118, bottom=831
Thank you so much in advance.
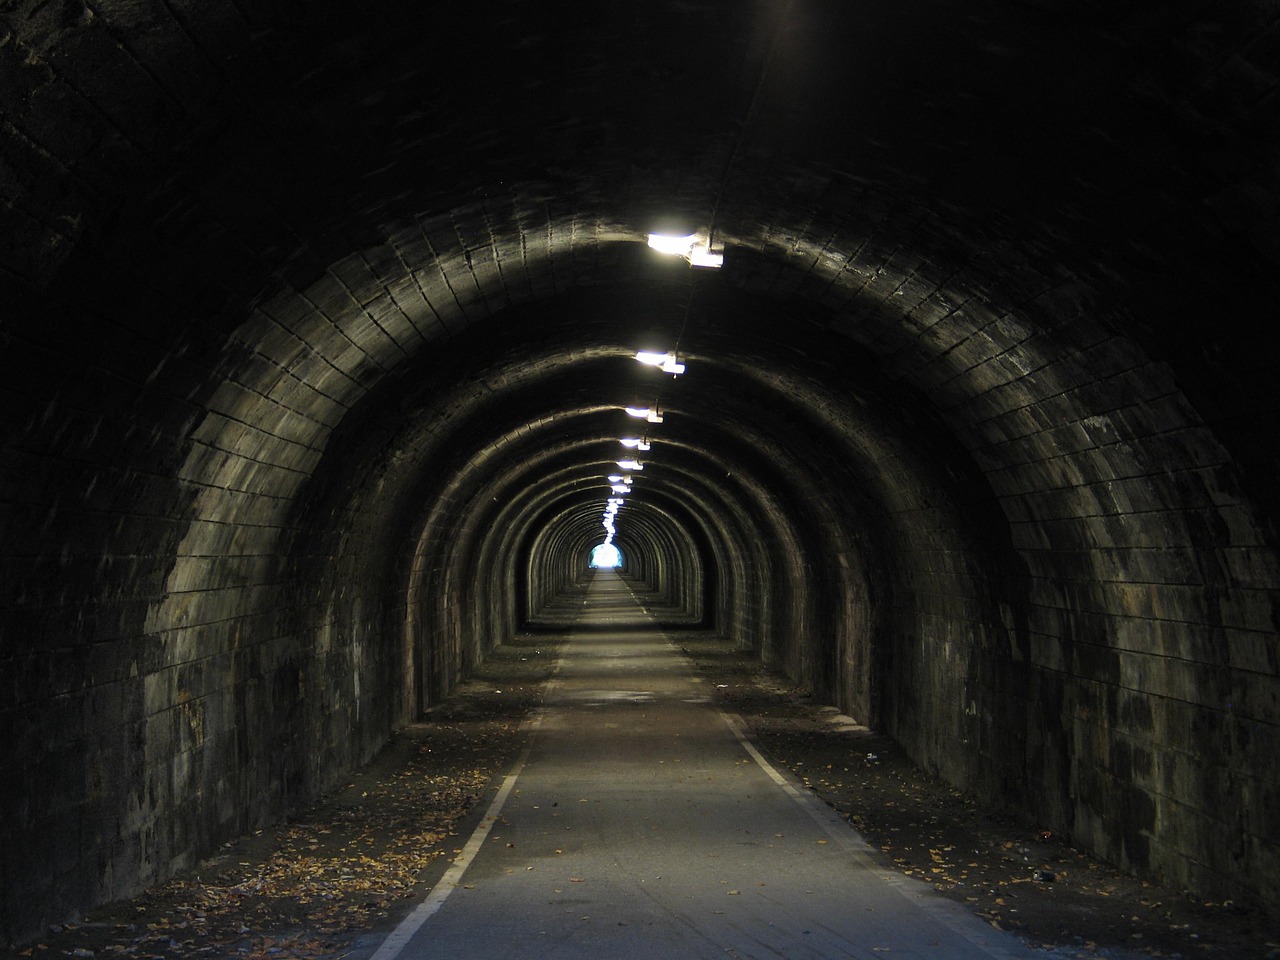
left=589, top=542, right=622, bottom=569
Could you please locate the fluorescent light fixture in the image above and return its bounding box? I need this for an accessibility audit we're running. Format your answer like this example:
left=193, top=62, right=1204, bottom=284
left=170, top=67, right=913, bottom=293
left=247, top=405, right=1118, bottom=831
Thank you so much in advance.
left=608, top=498, right=625, bottom=505
left=608, top=474, right=625, bottom=483
left=689, top=246, right=724, bottom=268
left=635, top=350, right=686, bottom=375
left=611, top=483, right=631, bottom=494
left=619, top=438, right=652, bottom=451
left=625, top=406, right=663, bottom=423
left=617, top=460, right=643, bottom=470
left=647, top=231, right=723, bottom=270
left=647, top=233, right=697, bottom=256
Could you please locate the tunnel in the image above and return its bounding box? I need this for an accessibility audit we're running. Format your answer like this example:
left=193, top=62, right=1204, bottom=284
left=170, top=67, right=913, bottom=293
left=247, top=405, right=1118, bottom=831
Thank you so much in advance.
left=1, top=0, right=1278, bottom=945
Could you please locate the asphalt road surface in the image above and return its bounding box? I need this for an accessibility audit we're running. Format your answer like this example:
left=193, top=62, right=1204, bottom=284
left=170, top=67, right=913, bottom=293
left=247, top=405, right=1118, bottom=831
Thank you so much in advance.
left=369, top=570, right=1049, bottom=960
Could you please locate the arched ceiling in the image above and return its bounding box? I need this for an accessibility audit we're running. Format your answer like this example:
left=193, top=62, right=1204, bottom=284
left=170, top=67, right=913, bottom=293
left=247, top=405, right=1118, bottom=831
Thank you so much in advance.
left=3, top=0, right=1275, bottom=694
left=6, top=0, right=1276, bottom=516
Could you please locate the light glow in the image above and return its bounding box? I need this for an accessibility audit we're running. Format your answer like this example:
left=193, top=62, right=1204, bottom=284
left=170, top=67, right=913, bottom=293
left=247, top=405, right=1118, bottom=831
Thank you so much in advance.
left=611, top=483, right=631, bottom=494
left=619, top=438, right=652, bottom=451
left=624, top=406, right=663, bottom=423
left=647, top=233, right=697, bottom=256
left=689, top=246, right=724, bottom=268
left=635, top=351, right=673, bottom=366
left=647, top=232, right=723, bottom=270
left=635, top=351, right=686, bottom=375
left=590, top=543, right=622, bottom=569
left=616, top=460, right=643, bottom=470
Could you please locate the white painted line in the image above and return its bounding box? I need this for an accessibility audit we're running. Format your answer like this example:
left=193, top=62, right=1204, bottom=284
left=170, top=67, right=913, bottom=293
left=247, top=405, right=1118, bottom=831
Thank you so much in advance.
left=716, top=706, right=1034, bottom=959
left=366, top=716, right=540, bottom=960
left=369, top=638, right=570, bottom=960
left=717, top=709, right=871, bottom=849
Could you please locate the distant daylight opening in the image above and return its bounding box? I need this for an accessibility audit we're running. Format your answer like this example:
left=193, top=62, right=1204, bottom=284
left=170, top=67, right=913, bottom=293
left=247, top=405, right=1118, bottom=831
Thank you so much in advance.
left=589, top=543, right=622, bottom=569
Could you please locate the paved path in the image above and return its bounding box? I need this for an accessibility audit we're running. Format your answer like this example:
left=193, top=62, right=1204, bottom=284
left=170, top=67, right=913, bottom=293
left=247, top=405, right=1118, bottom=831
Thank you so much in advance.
left=373, top=570, right=1046, bottom=960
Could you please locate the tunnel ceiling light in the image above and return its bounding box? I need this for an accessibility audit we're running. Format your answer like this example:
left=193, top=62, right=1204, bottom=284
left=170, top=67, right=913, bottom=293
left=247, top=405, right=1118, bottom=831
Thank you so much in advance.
left=608, top=474, right=625, bottom=482
left=619, top=437, right=651, bottom=451
left=635, top=350, right=686, bottom=375
left=647, top=232, right=723, bottom=270
left=608, top=497, right=625, bottom=505
left=616, top=459, right=643, bottom=470
left=611, top=483, right=631, bottom=494
left=647, top=233, right=697, bottom=255
left=688, top=245, right=724, bottom=269
left=625, top=406, right=663, bottom=423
